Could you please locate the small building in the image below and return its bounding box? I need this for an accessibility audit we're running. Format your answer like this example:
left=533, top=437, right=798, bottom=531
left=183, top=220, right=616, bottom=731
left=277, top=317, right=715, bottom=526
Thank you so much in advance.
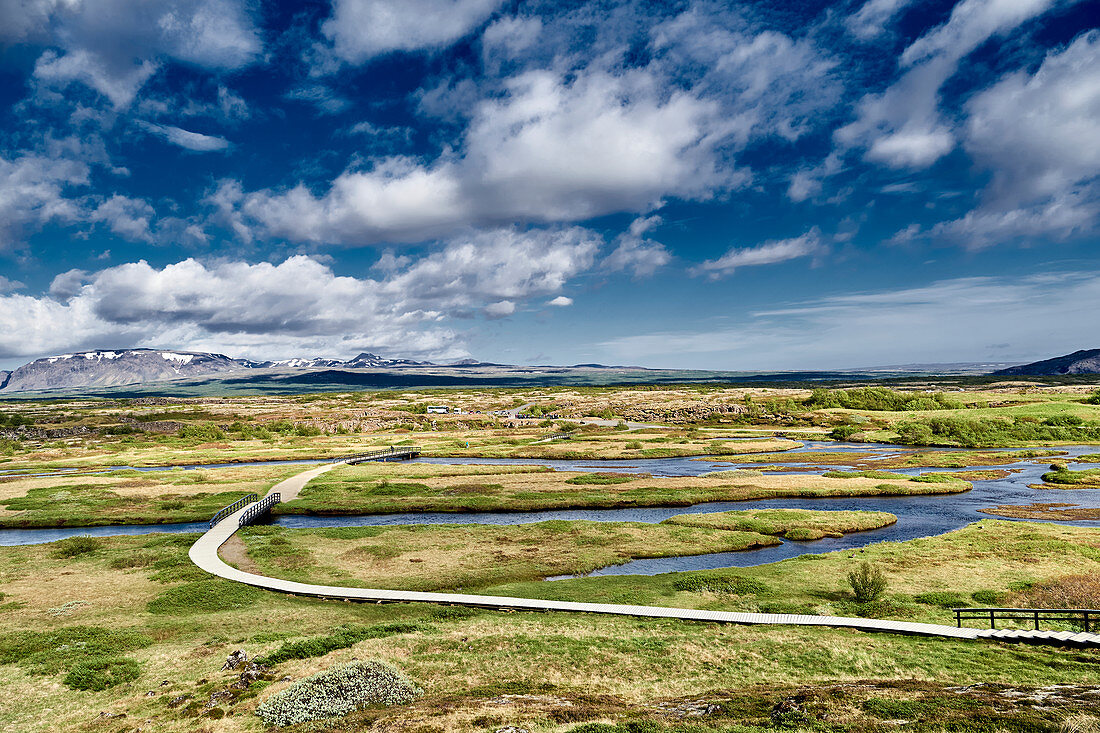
left=426, top=405, right=449, bottom=414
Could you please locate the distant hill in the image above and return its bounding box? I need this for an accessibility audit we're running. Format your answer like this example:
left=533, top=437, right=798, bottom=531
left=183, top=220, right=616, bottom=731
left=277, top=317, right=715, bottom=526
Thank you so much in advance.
left=0, top=349, right=246, bottom=392
left=993, top=349, right=1100, bottom=375
left=0, top=348, right=633, bottom=394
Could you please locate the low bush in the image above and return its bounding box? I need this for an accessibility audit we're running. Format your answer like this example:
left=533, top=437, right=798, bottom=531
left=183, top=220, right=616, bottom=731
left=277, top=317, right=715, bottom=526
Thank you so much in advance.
left=52, top=535, right=102, bottom=559
left=672, top=572, right=768, bottom=596
left=565, top=473, right=634, bottom=485
left=914, top=591, right=968, bottom=608
left=63, top=656, right=141, bottom=691
left=260, top=623, right=429, bottom=665
left=177, top=423, right=226, bottom=441
left=255, top=659, right=421, bottom=727
left=147, top=579, right=264, bottom=614
left=848, top=562, right=887, bottom=602
left=972, top=589, right=1006, bottom=605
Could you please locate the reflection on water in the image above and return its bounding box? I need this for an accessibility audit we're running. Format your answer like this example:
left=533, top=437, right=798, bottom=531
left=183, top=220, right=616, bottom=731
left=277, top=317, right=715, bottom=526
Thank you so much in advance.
left=3, top=442, right=1098, bottom=582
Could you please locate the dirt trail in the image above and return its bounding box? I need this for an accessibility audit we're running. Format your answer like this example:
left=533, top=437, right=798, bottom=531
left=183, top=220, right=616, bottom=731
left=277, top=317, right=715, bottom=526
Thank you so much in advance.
left=218, top=534, right=260, bottom=573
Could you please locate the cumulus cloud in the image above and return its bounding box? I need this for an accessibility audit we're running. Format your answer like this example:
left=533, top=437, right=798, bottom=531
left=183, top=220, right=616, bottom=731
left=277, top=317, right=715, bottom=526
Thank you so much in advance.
left=892, top=31, right=1100, bottom=246
left=599, top=271, right=1100, bottom=370
left=964, top=31, right=1100, bottom=208
left=90, top=195, right=156, bottom=241
left=137, top=121, right=230, bottom=152
left=546, top=296, right=573, bottom=307
left=0, top=152, right=89, bottom=249
left=692, top=229, right=823, bottom=279
left=20, top=0, right=261, bottom=108
left=0, top=226, right=600, bottom=360
left=226, top=66, right=743, bottom=244
left=836, top=0, right=1059, bottom=169
left=321, top=0, right=505, bottom=63
left=603, top=216, right=671, bottom=278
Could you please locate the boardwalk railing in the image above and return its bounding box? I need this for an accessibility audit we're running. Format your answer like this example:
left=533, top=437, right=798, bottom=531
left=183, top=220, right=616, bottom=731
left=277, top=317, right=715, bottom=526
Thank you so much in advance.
left=954, top=607, right=1100, bottom=631
left=210, top=493, right=259, bottom=529
left=332, top=446, right=421, bottom=464
left=239, top=493, right=281, bottom=528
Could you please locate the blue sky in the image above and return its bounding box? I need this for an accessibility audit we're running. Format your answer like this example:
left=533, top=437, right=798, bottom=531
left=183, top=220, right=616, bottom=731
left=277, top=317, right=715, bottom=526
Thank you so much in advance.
left=0, top=0, right=1097, bottom=371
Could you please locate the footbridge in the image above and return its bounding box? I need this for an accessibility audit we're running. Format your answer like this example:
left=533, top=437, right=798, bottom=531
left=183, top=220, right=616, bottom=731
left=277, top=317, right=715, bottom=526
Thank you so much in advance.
left=189, top=464, right=1100, bottom=649
left=333, top=446, right=420, bottom=464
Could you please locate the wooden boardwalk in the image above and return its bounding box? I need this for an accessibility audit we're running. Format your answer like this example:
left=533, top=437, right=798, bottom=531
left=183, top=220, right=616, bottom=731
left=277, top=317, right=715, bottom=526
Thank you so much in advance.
left=189, top=463, right=1100, bottom=648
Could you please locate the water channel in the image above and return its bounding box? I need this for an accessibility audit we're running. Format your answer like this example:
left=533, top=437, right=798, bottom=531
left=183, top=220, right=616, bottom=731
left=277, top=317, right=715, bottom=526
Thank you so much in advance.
left=2, top=442, right=1098, bottom=580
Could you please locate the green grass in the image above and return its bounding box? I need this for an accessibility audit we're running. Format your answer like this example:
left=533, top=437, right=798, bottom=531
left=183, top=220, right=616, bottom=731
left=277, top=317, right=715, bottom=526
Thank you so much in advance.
left=146, top=578, right=267, bottom=614
left=259, top=622, right=431, bottom=664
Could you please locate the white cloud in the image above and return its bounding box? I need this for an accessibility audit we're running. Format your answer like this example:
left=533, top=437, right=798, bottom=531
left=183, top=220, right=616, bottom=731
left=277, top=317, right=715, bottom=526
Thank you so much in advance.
left=321, top=0, right=505, bottom=63
left=692, top=229, right=822, bottom=279
left=90, top=195, right=155, bottom=241
left=893, top=31, right=1100, bottom=246
left=603, top=215, right=671, bottom=278
left=137, top=121, right=230, bottom=152
left=599, top=271, right=1100, bottom=370
left=0, top=226, right=600, bottom=359
left=836, top=0, right=1060, bottom=169
left=846, top=0, right=917, bottom=40
left=546, top=296, right=573, bottom=307
left=484, top=300, right=515, bottom=318
left=0, top=275, right=25, bottom=293
left=230, top=66, right=741, bottom=244
left=964, top=31, right=1100, bottom=207
left=23, top=0, right=261, bottom=108
left=0, top=152, right=89, bottom=248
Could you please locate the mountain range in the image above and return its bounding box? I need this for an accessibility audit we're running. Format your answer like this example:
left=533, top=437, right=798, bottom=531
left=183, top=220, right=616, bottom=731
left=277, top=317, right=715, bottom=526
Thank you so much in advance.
left=0, top=349, right=467, bottom=393
left=992, top=349, right=1100, bottom=376
left=0, top=348, right=600, bottom=393
left=1, top=347, right=1096, bottom=395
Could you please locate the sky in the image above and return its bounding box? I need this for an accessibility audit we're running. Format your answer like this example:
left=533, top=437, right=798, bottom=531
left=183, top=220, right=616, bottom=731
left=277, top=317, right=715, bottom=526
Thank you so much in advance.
left=0, top=0, right=1097, bottom=371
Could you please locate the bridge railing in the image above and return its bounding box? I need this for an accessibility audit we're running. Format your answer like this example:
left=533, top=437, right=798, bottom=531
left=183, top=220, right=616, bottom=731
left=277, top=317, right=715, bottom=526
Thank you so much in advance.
left=210, top=493, right=259, bottom=529
left=239, top=493, right=281, bottom=528
left=332, top=446, right=421, bottom=464
left=953, top=607, right=1100, bottom=631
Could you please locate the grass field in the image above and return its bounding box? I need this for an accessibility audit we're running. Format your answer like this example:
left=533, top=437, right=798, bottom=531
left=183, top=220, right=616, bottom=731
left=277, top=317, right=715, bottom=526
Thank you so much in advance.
left=2, top=520, right=1100, bottom=732
left=2, top=383, right=1100, bottom=731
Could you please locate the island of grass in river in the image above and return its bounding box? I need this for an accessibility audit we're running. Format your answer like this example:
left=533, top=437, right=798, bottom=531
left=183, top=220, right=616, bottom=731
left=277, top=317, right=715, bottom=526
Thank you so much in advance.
left=235, top=509, right=897, bottom=590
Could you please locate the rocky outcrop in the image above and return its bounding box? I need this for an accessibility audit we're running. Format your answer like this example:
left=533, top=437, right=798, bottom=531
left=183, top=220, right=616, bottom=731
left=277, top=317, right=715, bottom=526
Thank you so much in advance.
left=994, top=349, right=1100, bottom=375
left=613, top=403, right=748, bottom=424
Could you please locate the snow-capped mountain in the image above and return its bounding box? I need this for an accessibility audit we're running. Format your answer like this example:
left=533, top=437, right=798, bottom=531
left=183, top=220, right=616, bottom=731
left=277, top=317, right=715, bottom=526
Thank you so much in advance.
left=0, top=349, right=245, bottom=392
left=0, top=350, right=440, bottom=392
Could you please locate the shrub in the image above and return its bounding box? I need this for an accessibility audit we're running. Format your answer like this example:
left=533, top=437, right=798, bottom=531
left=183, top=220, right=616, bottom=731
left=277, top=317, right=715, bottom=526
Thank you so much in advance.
left=672, top=572, right=768, bottom=596
left=848, top=562, right=887, bottom=602
left=565, top=473, right=634, bottom=485
left=63, top=656, right=141, bottom=691
left=829, top=424, right=861, bottom=441
left=972, top=589, right=1005, bottom=605
left=914, top=591, right=968, bottom=608
left=147, top=579, right=264, bottom=615
left=260, top=623, right=427, bottom=665
left=255, top=659, right=421, bottom=727
left=53, top=535, right=102, bottom=559
left=177, top=423, right=226, bottom=441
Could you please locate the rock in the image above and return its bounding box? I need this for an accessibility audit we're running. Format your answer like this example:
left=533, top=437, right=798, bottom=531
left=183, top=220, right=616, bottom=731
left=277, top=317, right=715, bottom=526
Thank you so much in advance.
left=222, top=649, right=248, bottom=670
left=495, top=727, right=531, bottom=733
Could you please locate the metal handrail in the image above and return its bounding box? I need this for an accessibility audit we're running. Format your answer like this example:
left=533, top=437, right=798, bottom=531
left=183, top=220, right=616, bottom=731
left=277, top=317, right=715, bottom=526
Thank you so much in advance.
left=953, top=607, right=1100, bottom=631
left=239, top=492, right=281, bottom=528
left=209, top=493, right=259, bottom=529
left=332, top=446, right=421, bottom=464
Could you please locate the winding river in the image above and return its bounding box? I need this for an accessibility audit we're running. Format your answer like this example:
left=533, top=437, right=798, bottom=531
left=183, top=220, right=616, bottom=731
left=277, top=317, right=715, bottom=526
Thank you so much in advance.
left=4, top=442, right=1099, bottom=579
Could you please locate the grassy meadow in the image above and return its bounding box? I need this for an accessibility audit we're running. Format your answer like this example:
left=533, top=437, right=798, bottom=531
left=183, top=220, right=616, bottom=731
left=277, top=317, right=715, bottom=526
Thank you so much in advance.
left=1, top=382, right=1100, bottom=731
